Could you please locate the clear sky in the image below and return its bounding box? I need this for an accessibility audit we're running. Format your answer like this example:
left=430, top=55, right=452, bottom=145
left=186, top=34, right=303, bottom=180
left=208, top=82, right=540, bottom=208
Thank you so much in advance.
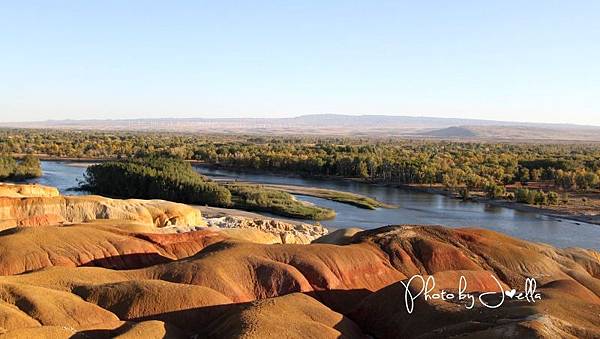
left=1, top=1, right=599, bottom=125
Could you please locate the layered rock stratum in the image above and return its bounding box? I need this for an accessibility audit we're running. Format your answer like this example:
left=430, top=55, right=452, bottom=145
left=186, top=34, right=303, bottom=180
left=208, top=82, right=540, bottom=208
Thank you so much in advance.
left=0, top=191, right=204, bottom=231
left=0, top=184, right=598, bottom=338
left=0, top=184, right=326, bottom=243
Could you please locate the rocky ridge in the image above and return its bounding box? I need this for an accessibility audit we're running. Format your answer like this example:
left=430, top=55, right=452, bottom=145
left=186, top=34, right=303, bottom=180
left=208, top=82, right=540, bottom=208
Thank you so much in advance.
left=205, top=215, right=327, bottom=244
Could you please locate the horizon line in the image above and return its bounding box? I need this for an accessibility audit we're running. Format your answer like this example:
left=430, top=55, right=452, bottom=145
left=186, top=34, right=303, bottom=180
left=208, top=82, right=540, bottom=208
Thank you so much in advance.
left=1, top=113, right=600, bottom=128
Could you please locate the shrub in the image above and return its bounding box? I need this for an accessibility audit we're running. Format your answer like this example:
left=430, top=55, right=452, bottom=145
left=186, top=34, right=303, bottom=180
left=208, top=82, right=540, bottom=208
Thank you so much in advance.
left=547, top=191, right=559, bottom=205
left=515, top=188, right=535, bottom=204
left=458, top=188, right=471, bottom=200
left=575, top=170, right=599, bottom=190
left=514, top=188, right=550, bottom=205
left=534, top=190, right=548, bottom=205
left=0, top=154, right=42, bottom=180
left=484, top=183, right=505, bottom=199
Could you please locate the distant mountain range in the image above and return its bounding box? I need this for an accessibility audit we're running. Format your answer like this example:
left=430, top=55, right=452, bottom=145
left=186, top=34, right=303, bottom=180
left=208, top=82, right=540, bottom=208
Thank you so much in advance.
left=2, top=114, right=600, bottom=141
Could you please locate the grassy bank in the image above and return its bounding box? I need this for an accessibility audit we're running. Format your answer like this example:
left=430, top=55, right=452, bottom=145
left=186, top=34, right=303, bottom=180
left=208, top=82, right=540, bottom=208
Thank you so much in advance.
left=258, top=184, right=393, bottom=209
left=226, top=183, right=335, bottom=220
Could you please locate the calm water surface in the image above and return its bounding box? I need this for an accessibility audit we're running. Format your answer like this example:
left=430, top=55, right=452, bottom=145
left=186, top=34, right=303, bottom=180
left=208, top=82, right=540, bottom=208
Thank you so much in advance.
left=27, top=161, right=600, bottom=249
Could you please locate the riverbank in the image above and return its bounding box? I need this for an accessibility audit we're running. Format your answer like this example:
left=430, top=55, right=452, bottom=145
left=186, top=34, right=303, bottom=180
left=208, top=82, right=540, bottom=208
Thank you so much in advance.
left=403, top=184, right=600, bottom=226
left=200, top=162, right=600, bottom=226
left=262, top=184, right=395, bottom=209
left=212, top=180, right=393, bottom=210
left=31, top=157, right=600, bottom=227
left=34, top=158, right=388, bottom=212
left=12, top=154, right=208, bottom=165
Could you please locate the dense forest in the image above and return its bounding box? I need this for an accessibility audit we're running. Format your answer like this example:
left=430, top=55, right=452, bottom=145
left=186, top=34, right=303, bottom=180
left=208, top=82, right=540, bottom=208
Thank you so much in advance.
left=82, top=156, right=231, bottom=206
left=3, top=128, right=600, bottom=206
left=0, top=154, right=42, bottom=180
left=82, top=156, right=334, bottom=220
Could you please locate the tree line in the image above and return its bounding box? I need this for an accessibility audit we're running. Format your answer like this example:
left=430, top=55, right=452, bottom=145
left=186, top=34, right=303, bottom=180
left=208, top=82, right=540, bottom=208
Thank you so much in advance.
left=3, top=128, right=600, bottom=199
left=82, top=156, right=232, bottom=206
left=0, top=154, right=42, bottom=180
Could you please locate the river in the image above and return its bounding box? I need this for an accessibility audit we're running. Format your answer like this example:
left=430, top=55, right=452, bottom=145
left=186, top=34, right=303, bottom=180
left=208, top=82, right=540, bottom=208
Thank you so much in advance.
left=25, top=161, right=600, bottom=249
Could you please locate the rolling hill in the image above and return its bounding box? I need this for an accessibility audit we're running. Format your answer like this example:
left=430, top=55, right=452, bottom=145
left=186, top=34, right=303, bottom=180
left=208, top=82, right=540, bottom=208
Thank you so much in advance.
left=2, top=114, right=600, bottom=141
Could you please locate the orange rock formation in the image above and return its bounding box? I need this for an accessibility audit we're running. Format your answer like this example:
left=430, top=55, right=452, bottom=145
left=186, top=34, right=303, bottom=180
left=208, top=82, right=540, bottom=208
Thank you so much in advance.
left=0, top=185, right=597, bottom=338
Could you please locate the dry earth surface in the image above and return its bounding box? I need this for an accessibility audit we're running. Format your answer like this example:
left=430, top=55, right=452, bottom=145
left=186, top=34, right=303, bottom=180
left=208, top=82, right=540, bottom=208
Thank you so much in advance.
left=0, top=183, right=598, bottom=338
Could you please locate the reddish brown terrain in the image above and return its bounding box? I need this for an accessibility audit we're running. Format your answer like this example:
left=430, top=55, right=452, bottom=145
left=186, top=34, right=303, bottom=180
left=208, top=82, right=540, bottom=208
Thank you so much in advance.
left=0, top=184, right=598, bottom=338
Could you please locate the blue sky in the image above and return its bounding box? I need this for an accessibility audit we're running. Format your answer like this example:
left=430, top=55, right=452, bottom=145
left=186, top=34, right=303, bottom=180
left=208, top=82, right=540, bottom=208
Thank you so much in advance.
left=1, top=1, right=599, bottom=125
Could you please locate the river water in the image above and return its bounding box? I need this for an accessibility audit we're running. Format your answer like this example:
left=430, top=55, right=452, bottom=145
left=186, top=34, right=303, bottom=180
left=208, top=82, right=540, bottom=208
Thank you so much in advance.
left=26, top=161, right=600, bottom=249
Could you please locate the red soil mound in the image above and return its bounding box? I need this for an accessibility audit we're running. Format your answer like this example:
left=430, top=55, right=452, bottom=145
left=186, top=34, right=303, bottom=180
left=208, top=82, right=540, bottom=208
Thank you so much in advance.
left=0, top=220, right=597, bottom=338
left=0, top=224, right=227, bottom=275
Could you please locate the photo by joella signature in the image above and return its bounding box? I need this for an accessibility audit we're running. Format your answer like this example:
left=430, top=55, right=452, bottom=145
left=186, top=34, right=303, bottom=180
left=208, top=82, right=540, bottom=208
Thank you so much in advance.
left=401, top=275, right=541, bottom=314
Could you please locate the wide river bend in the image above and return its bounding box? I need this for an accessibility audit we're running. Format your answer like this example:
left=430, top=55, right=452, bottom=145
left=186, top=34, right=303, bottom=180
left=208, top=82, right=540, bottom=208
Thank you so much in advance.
left=27, top=161, right=600, bottom=249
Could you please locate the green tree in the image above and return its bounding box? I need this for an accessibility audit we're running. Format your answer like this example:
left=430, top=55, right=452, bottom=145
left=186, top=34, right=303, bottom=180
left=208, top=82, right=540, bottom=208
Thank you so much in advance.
left=547, top=191, right=559, bottom=205
left=534, top=190, right=548, bottom=205
left=575, top=170, right=599, bottom=190
left=515, top=188, right=535, bottom=204
left=484, top=183, right=505, bottom=199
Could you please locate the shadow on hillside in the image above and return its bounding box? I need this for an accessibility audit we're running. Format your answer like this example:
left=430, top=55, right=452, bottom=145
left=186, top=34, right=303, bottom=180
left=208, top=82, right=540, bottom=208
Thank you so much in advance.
left=72, top=289, right=376, bottom=338
left=80, top=252, right=173, bottom=270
